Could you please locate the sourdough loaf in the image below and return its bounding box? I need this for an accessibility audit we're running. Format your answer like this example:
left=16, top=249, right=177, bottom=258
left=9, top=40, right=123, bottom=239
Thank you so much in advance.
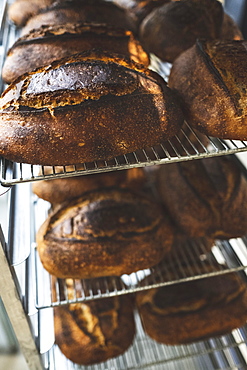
left=8, top=0, right=55, bottom=27
left=53, top=278, right=136, bottom=365
left=139, top=0, right=223, bottom=63
left=21, top=0, right=137, bottom=36
left=156, top=156, right=247, bottom=239
left=36, top=188, right=174, bottom=278
left=0, top=49, right=183, bottom=165
left=169, top=39, right=247, bottom=140
left=2, top=23, right=149, bottom=84
left=136, top=262, right=247, bottom=344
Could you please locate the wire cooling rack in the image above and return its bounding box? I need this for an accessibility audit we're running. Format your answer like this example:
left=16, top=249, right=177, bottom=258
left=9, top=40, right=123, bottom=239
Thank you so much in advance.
left=43, top=313, right=247, bottom=370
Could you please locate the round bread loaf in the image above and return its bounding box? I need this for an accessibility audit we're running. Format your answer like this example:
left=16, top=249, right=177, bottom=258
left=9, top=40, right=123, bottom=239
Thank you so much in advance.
left=2, top=23, right=149, bottom=84
left=36, top=188, right=174, bottom=278
left=0, top=50, right=183, bottom=166
left=21, top=0, right=137, bottom=36
left=169, top=39, right=247, bottom=140
left=139, top=0, right=223, bottom=63
left=136, top=263, right=247, bottom=344
left=156, top=156, right=247, bottom=239
left=53, top=278, right=136, bottom=365
left=32, top=167, right=147, bottom=205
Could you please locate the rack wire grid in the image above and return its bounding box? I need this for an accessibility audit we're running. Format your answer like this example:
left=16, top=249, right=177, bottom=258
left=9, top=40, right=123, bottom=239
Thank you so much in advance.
left=42, top=313, right=247, bottom=370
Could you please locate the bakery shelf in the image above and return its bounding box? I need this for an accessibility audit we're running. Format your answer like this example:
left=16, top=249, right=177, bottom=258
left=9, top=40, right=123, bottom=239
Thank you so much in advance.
left=43, top=313, right=247, bottom=370
left=33, top=237, right=247, bottom=310
left=1, top=130, right=247, bottom=186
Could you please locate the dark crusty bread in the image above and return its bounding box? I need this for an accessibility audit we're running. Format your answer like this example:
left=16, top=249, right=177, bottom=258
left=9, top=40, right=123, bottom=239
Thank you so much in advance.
left=221, top=12, right=243, bottom=40
left=53, top=278, right=136, bottom=365
left=0, top=49, right=183, bottom=166
left=32, top=167, right=147, bottom=205
left=21, top=0, right=137, bottom=36
left=136, top=264, right=247, bottom=345
left=8, top=0, right=56, bottom=27
left=169, top=39, right=247, bottom=140
left=2, top=23, right=149, bottom=84
left=139, top=0, right=223, bottom=63
left=156, top=156, right=247, bottom=239
left=36, top=188, right=174, bottom=278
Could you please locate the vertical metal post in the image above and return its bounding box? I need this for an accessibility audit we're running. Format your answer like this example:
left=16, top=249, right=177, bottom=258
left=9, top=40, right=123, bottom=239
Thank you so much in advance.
left=0, top=226, right=43, bottom=370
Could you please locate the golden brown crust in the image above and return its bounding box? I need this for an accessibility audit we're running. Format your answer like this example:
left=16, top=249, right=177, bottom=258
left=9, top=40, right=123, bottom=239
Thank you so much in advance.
left=139, top=0, right=223, bottom=63
left=21, top=0, right=137, bottom=36
left=0, top=50, right=183, bottom=166
left=36, top=188, right=174, bottom=278
left=156, top=156, right=247, bottom=239
left=32, top=167, right=148, bottom=205
left=136, top=268, right=247, bottom=344
left=169, top=39, right=247, bottom=140
left=54, top=278, right=136, bottom=365
left=2, top=23, right=149, bottom=83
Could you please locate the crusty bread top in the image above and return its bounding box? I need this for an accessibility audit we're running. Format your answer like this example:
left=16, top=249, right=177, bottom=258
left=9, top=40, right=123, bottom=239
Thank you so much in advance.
left=0, top=49, right=164, bottom=113
left=8, top=22, right=141, bottom=49
left=21, top=0, right=137, bottom=35
left=42, top=188, right=166, bottom=242
left=199, top=40, right=247, bottom=117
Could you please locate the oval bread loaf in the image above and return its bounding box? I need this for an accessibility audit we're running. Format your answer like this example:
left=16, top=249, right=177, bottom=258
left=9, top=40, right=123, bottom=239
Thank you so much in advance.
left=136, top=261, right=247, bottom=344
left=21, top=0, right=137, bottom=36
left=36, top=188, right=174, bottom=278
left=169, top=39, right=247, bottom=140
left=156, top=156, right=247, bottom=239
left=2, top=23, right=149, bottom=83
left=139, top=0, right=223, bottom=63
left=53, top=277, right=136, bottom=365
left=0, top=50, right=183, bottom=165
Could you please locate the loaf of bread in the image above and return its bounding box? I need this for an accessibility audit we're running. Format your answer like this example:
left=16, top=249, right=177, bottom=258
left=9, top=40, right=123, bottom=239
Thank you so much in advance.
left=53, top=277, right=136, bottom=365
left=136, top=262, right=247, bottom=344
left=156, top=156, right=247, bottom=239
left=8, top=0, right=55, bottom=26
left=169, top=39, right=247, bottom=140
left=32, top=167, right=147, bottom=205
left=21, top=0, right=137, bottom=36
left=139, top=0, right=223, bottom=63
left=0, top=49, right=183, bottom=166
left=2, top=23, right=149, bottom=84
left=36, top=188, right=174, bottom=278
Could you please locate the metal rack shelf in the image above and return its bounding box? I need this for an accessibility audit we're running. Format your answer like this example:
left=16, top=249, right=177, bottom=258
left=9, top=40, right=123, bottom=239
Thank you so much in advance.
left=33, top=237, right=247, bottom=310
left=44, top=313, right=247, bottom=370
left=1, top=129, right=247, bottom=186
